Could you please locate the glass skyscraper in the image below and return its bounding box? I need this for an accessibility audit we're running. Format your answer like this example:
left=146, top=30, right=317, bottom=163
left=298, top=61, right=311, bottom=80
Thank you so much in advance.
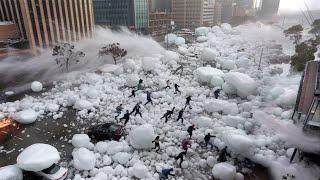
left=93, top=0, right=134, bottom=27
left=133, top=0, right=149, bottom=29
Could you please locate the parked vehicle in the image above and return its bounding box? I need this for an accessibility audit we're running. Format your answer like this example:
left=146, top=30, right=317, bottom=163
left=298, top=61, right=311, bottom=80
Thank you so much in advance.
left=35, top=163, right=68, bottom=180
left=88, top=123, right=124, bottom=141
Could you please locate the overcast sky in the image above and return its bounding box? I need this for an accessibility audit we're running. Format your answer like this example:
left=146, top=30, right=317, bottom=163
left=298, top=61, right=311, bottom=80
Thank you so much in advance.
left=279, top=0, right=320, bottom=13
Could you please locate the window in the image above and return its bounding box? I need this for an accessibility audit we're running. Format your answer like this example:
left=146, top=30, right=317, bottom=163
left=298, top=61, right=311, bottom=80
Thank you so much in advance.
left=42, top=164, right=60, bottom=174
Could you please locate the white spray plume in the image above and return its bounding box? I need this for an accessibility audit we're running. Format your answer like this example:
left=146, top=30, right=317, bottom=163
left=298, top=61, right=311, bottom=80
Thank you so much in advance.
left=0, top=27, right=164, bottom=92
left=254, top=110, right=320, bottom=153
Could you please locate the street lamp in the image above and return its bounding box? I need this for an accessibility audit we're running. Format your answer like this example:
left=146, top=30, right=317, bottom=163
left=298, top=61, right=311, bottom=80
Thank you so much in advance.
left=166, top=20, right=175, bottom=50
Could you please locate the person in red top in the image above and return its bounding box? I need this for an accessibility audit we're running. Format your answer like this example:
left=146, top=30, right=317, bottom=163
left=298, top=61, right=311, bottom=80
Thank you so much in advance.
left=181, top=139, right=191, bottom=153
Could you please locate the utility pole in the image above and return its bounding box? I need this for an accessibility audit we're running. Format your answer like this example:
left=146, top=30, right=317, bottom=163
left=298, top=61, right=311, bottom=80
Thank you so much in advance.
left=258, top=48, right=264, bottom=70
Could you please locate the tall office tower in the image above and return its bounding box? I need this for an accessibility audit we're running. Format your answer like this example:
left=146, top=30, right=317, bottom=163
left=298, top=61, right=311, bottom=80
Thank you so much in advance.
left=150, top=0, right=171, bottom=12
left=93, top=0, right=148, bottom=30
left=220, top=0, right=234, bottom=23
left=0, top=0, right=94, bottom=49
left=235, top=0, right=254, bottom=8
left=260, top=0, right=280, bottom=17
left=148, top=0, right=171, bottom=37
left=93, top=0, right=134, bottom=27
left=134, top=0, right=149, bottom=29
left=172, top=0, right=215, bottom=28
left=214, top=0, right=222, bottom=25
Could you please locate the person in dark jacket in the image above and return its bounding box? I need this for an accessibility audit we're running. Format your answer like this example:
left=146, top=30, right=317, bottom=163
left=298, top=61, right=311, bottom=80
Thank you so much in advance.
left=176, top=109, right=184, bottom=123
left=164, top=80, right=171, bottom=89
left=173, top=64, right=183, bottom=75
left=152, top=136, right=160, bottom=153
left=160, top=107, right=175, bottom=123
left=159, top=168, right=175, bottom=180
left=129, top=89, right=136, bottom=98
left=204, top=133, right=216, bottom=149
left=120, top=110, right=130, bottom=125
left=145, top=91, right=153, bottom=105
left=181, top=139, right=191, bottom=152
left=214, top=89, right=221, bottom=99
left=187, top=125, right=195, bottom=138
left=184, top=96, right=192, bottom=109
left=175, top=151, right=187, bottom=168
left=174, top=84, right=181, bottom=94
left=131, top=102, right=142, bottom=117
left=137, top=79, right=143, bottom=90
left=115, top=104, right=123, bottom=120
left=217, top=146, right=230, bottom=162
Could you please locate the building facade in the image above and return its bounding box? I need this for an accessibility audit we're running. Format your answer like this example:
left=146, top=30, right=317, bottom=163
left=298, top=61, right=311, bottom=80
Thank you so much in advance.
left=93, top=0, right=134, bottom=27
left=220, top=0, right=234, bottom=23
left=150, top=0, right=171, bottom=12
left=172, top=0, right=215, bottom=29
left=0, top=22, right=20, bottom=41
left=202, top=0, right=215, bottom=26
left=148, top=11, right=171, bottom=36
left=134, top=0, right=149, bottom=29
left=260, top=0, right=280, bottom=17
left=93, top=0, right=148, bottom=30
left=148, top=0, right=171, bottom=37
left=213, top=1, right=222, bottom=25
left=0, top=0, right=27, bottom=41
left=0, top=0, right=94, bottom=49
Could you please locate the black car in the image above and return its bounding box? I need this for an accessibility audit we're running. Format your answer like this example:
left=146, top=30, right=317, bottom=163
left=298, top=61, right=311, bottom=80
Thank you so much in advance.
left=87, top=123, right=124, bottom=141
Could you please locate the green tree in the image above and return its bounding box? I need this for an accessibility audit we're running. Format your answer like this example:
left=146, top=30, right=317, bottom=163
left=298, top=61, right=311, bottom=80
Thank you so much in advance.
left=291, top=40, right=318, bottom=71
left=99, top=43, right=127, bottom=64
left=309, top=19, right=320, bottom=37
left=284, top=25, right=303, bottom=45
left=52, top=43, right=85, bottom=71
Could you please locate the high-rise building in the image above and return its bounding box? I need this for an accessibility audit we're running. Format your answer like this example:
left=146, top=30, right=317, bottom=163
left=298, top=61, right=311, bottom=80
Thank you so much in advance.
left=260, top=0, right=280, bottom=17
left=93, top=0, right=135, bottom=27
left=214, top=1, right=222, bottom=25
left=202, top=0, right=215, bottom=26
left=220, top=0, right=234, bottom=23
left=148, top=0, right=172, bottom=37
left=150, top=0, right=171, bottom=12
left=0, top=22, right=19, bottom=41
left=0, top=0, right=94, bottom=49
left=235, top=0, right=254, bottom=8
left=134, top=0, right=149, bottom=30
left=148, top=11, right=171, bottom=36
left=172, top=0, right=215, bottom=29
left=92, top=0, right=148, bottom=30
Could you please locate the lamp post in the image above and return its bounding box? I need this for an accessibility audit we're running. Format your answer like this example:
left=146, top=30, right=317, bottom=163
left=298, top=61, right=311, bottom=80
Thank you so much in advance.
left=166, top=20, right=175, bottom=50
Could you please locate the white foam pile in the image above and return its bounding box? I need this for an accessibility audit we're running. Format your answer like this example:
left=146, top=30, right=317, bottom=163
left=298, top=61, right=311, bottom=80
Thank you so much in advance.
left=200, top=48, right=217, bottom=63
left=0, top=165, right=23, bottom=180
left=17, top=143, right=60, bottom=171
left=72, top=147, right=96, bottom=170
left=194, top=67, right=224, bottom=85
left=223, top=72, right=257, bottom=98
left=71, top=134, right=94, bottom=149
left=1, top=23, right=318, bottom=179
left=204, top=99, right=239, bottom=115
left=212, top=162, right=237, bottom=180
left=12, top=109, right=38, bottom=124
left=31, top=81, right=43, bottom=92
left=165, top=34, right=186, bottom=46
left=129, top=124, right=155, bottom=150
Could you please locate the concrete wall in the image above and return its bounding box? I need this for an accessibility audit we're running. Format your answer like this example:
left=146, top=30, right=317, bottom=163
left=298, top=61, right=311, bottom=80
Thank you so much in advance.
left=0, top=23, right=20, bottom=41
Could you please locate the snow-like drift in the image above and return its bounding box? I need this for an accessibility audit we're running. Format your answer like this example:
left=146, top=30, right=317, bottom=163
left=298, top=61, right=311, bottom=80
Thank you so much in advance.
left=223, top=72, right=257, bottom=98
left=0, top=165, right=23, bottom=180
left=129, top=124, right=155, bottom=149
left=1, top=23, right=318, bottom=180
left=17, top=144, right=60, bottom=171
